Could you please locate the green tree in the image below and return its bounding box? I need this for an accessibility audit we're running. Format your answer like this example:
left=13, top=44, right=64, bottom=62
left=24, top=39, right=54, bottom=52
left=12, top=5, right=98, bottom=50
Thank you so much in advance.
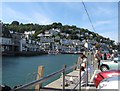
left=11, top=21, right=19, bottom=25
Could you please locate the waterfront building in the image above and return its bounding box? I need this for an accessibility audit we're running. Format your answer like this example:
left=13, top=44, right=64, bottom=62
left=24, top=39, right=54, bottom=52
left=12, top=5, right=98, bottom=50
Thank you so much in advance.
left=37, top=30, right=55, bottom=51
left=20, top=38, right=41, bottom=52
left=11, top=32, right=22, bottom=52
left=49, top=28, right=60, bottom=35
left=1, top=28, right=12, bottom=52
left=24, top=31, right=35, bottom=39
left=20, top=38, right=27, bottom=51
left=60, top=39, right=83, bottom=53
left=44, top=30, right=53, bottom=37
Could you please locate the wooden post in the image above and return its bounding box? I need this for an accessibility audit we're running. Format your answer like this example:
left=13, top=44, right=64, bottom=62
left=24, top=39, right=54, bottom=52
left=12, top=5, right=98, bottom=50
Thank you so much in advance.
left=62, top=65, right=66, bottom=91
left=35, top=66, right=44, bottom=91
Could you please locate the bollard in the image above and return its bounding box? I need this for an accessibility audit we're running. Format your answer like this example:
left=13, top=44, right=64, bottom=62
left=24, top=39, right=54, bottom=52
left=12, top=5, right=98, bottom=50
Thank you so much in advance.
left=35, top=66, right=44, bottom=91
left=62, top=65, right=67, bottom=91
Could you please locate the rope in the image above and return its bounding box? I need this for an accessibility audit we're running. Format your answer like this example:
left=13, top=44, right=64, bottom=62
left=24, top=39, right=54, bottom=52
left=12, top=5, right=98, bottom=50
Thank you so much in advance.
left=81, top=0, right=96, bottom=33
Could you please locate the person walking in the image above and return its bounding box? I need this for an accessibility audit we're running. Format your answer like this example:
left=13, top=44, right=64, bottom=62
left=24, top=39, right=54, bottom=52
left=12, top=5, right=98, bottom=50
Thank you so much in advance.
left=77, top=53, right=87, bottom=71
left=103, top=53, right=107, bottom=60
left=80, top=54, right=87, bottom=71
left=78, top=53, right=88, bottom=86
left=94, top=50, right=102, bottom=69
left=111, top=53, right=114, bottom=60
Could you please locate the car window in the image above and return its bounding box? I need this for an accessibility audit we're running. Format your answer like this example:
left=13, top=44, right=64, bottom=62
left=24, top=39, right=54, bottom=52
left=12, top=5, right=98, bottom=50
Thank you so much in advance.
left=118, top=57, right=120, bottom=60
left=114, top=57, right=120, bottom=62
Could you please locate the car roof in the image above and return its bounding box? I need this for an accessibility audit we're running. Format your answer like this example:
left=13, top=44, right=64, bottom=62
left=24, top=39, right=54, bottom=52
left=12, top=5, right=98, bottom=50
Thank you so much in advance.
left=99, top=70, right=120, bottom=74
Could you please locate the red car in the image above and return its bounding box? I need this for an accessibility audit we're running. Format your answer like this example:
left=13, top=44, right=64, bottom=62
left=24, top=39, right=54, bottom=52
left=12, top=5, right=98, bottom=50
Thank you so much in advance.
left=93, top=70, right=120, bottom=88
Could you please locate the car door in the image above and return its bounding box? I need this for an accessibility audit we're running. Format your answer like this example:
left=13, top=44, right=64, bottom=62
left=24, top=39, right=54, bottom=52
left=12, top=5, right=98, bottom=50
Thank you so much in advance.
left=117, top=57, right=120, bottom=70
left=108, top=60, right=118, bottom=70
left=111, top=57, right=119, bottom=70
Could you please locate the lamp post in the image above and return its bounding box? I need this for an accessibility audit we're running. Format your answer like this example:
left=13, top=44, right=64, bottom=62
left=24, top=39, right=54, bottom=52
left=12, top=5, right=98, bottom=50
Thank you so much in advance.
left=76, top=43, right=78, bottom=52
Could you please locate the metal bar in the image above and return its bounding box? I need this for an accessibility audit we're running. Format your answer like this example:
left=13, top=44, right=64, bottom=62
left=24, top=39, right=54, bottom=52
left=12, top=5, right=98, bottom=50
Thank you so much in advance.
left=86, top=58, right=88, bottom=86
left=72, top=78, right=80, bottom=90
left=79, top=63, right=81, bottom=91
left=71, top=70, right=87, bottom=91
left=86, top=52, right=89, bottom=86
left=65, top=63, right=82, bottom=72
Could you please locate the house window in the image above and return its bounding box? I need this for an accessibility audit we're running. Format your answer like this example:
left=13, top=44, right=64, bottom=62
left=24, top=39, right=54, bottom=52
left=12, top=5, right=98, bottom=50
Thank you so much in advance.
left=2, top=46, right=4, bottom=52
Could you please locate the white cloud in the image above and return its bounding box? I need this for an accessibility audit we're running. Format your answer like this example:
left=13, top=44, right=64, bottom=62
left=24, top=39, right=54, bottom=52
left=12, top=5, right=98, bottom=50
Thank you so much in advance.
left=100, top=31, right=118, bottom=42
left=96, top=6, right=117, bottom=18
left=2, top=0, right=120, bottom=2
left=94, top=20, right=111, bottom=27
left=2, top=6, right=32, bottom=22
left=2, top=5, right=53, bottom=24
left=80, top=20, right=112, bottom=32
left=83, top=0, right=119, bottom=2
left=32, top=13, right=53, bottom=25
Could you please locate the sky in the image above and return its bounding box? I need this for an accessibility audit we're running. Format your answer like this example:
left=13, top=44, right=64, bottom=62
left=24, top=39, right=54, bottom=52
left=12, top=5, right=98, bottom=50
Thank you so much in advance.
left=1, top=0, right=119, bottom=42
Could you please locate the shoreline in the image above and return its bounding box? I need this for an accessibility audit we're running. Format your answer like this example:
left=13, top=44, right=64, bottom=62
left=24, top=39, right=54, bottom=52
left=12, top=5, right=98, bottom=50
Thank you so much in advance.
left=2, top=51, right=48, bottom=57
left=2, top=51, right=82, bottom=57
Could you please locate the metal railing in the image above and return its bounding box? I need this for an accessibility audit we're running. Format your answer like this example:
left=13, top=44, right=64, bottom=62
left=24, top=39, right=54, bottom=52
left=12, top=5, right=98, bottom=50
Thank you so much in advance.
left=11, top=52, right=95, bottom=91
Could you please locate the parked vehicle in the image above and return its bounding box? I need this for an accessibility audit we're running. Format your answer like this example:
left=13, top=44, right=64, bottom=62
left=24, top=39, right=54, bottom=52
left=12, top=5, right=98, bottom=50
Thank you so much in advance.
left=93, top=70, right=120, bottom=87
left=100, top=57, right=120, bottom=71
left=97, top=76, right=120, bottom=90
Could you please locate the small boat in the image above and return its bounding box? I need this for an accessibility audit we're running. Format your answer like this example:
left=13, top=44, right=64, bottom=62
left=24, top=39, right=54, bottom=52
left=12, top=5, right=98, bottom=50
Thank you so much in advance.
left=48, top=50, right=59, bottom=54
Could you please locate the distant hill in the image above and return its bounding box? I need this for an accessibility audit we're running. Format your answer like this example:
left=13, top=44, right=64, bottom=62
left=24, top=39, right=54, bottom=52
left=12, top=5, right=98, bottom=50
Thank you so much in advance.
left=3, top=21, right=115, bottom=45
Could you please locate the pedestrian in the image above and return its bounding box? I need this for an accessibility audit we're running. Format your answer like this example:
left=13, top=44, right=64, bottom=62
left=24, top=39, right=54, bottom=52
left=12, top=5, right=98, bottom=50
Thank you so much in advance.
left=78, top=54, right=87, bottom=71
left=94, top=50, right=102, bottom=69
left=101, top=53, right=104, bottom=60
left=104, top=53, right=107, bottom=60
left=78, top=53, right=88, bottom=86
left=111, top=53, right=114, bottom=60
left=107, top=53, right=111, bottom=59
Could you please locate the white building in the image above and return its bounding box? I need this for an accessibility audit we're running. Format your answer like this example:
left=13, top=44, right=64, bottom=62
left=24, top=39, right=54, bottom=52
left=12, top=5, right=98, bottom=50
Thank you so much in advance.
left=24, top=31, right=35, bottom=39
left=20, top=38, right=27, bottom=51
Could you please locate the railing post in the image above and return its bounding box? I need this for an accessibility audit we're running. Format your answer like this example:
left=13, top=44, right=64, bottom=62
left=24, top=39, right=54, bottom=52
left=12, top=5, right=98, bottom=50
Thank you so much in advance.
left=62, top=65, right=66, bottom=91
left=86, top=52, right=89, bottom=86
left=35, top=66, right=44, bottom=91
left=91, top=52, right=94, bottom=81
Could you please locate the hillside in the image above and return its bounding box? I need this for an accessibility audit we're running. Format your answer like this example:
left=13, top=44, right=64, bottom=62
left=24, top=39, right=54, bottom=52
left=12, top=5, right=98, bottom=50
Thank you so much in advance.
left=3, top=21, right=115, bottom=45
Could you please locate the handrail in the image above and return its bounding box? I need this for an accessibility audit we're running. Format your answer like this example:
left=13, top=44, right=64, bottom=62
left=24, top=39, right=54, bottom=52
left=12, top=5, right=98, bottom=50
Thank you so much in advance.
left=71, top=60, right=88, bottom=91
left=11, top=69, right=63, bottom=91
left=72, top=71, right=87, bottom=91
left=11, top=62, right=82, bottom=91
left=72, top=52, right=94, bottom=90
left=11, top=52, right=94, bottom=91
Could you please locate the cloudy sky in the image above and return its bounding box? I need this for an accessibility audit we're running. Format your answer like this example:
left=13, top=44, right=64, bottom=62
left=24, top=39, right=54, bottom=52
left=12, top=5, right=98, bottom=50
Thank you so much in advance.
left=1, top=0, right=119, bottom=42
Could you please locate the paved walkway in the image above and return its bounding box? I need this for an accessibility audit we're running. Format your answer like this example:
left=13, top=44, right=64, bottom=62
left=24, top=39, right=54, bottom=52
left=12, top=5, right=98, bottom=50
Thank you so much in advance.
left=43, top=58, right=101, bottom=91
left=45, top=68, right=101, bottom=90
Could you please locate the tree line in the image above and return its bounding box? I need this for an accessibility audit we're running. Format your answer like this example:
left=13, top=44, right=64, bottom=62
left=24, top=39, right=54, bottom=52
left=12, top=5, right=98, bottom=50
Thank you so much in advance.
left=3, top=21, right=115, bottom=45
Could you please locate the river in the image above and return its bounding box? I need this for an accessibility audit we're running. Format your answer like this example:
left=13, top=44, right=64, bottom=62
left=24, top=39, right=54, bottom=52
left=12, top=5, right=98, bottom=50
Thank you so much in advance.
left=2, top=54, right=79, bottom=88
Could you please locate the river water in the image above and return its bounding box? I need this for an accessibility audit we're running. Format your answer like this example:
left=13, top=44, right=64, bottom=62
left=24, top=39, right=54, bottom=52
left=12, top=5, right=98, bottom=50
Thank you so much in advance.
left=2, top=54, right=79, bottom=88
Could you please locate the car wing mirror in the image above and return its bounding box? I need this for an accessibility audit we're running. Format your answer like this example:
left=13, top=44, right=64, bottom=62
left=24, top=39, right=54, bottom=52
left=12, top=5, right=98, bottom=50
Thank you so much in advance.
left=114, top=60, right=118, bottom=63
